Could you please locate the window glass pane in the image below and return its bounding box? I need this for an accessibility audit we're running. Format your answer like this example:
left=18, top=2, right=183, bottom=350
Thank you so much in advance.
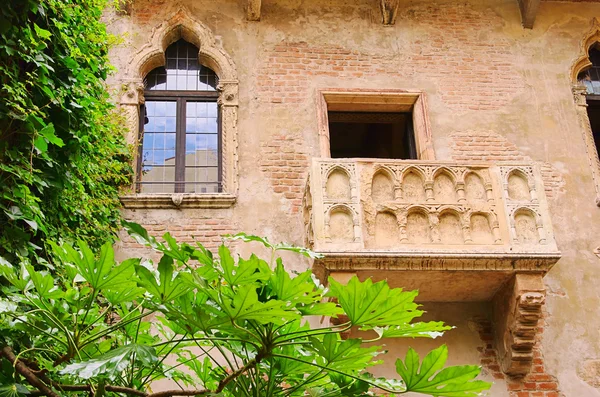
left=185, top=100, right=219, bottom=167
left=145, top=39, right=219, bottom=91
left=184, top=99, right=219, bottom=189
left=184, top=167, right=219, bottom=193
left=140, top=100, right=177, bottom=190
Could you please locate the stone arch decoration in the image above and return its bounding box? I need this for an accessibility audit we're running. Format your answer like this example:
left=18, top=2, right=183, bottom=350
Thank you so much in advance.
left=571, top=17, right=600, bottom=206
left=119, top=7, right=240, bottom=199
left=325, top=204, right=359, bottom=243
left=432, top=167, right=457, bottom=202
left=371, top=167, right=396, bottom=203
left=571, top=17, right=600, bottom=84
left=325, top=167, right=352, bottom=200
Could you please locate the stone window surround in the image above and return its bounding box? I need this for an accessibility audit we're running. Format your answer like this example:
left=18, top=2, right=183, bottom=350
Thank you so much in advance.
left=118, top=8, right=239, bottom=209
left=316, top=88, right=436, bottom=160
left=571, top=17, right=600, bottom=207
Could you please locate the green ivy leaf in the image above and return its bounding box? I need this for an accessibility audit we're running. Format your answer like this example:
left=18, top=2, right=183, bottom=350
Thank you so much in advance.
left=39, top=123, right=64, bottom=147
left=33, top=23, right=51, bottom=40
left=396, top=345, right=491, bottom=396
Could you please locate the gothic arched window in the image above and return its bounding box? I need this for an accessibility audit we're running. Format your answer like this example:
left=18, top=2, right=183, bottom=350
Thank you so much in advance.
left=138, top=39, right=220, bottom=193
left=578, top=45, right=600, bottom=159
left=579, top=45, right=600, bottom=95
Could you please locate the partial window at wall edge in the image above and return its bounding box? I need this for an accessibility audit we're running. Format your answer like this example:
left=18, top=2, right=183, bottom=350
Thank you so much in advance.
left=579, top=45, right=600, bottom=161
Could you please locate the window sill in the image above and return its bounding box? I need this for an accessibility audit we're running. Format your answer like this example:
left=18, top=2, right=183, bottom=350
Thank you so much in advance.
left=120, top=193, right=236, bottom=209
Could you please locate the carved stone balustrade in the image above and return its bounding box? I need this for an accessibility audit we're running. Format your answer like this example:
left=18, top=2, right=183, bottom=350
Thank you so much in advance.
left=304, top=158, right=561, bottom=377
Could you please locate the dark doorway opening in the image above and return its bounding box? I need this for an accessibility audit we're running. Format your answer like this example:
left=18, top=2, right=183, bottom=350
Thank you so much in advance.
left=328, top=112, right=416, bottom=159
left=587, top=98, right=600, bottom=157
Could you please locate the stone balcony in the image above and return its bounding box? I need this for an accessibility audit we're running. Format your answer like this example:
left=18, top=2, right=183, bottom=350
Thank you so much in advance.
left=304, top=158, right=561, bottom=376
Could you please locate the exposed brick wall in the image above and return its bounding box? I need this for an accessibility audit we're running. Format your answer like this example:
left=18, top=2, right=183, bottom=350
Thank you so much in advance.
left=450, top=130, right=566, bottom=201
left=131, top=0, right=170, bottom=24
left=475, top=317, right=563, bottom=397
left=121, top=215, right=237, bottom=252
left=258, top=4, right=523, bottom=110
left=401, top=3, right=524, bottom=110
left=259, top=132, right=309, bottom=214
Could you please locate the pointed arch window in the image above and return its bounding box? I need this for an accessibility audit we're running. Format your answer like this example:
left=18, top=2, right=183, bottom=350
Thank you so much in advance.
left=579, top=45, right=600, bottom=96
left=578, top=45, right=600, bottom=162
left=138, top=39, right=221, bottom=193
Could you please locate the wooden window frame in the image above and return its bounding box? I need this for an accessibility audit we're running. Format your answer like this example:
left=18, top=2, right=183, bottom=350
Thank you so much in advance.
left=138, top=89, right=221, bottom=194
left=316, top=89, right=435, bottom=160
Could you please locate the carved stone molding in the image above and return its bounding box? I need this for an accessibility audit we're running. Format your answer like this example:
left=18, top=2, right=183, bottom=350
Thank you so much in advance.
left=307, top=158, right=559, bottom=255
left=126, top=7, right=237, bottom=81
left=316, top=89, right=435, bottom=160
left=570, top=18, right=600, bottom=84
left=122, top=6, right=239, bottom=197
left=493, top=273, right=545, bottom=377
left=120, top=193, right=236, bottom=209
left=572, top=85, right=600, bottom=206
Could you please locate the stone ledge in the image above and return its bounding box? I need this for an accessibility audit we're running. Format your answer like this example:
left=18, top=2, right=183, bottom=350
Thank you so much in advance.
left=315, top=251, right=561, bottom=272
left=120, top=194, right=236, bottom=209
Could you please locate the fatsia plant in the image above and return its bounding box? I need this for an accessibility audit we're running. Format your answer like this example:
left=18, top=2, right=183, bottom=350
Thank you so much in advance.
left=0, top=223, right=492, bottom=396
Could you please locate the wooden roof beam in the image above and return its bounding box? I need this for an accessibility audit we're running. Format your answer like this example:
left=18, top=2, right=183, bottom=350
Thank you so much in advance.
left=517, top=0, right=540, bottom=29
left=247, top=0, right=261, bottom=21
left=380, top=0, right=400, bottom=26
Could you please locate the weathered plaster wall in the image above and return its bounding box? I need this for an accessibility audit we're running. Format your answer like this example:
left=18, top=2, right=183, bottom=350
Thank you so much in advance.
left=105, top=0, right=600, bottom=395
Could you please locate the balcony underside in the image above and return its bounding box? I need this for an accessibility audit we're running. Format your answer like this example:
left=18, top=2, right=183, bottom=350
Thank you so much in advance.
left=313, top=251, right=559, bottom=301
left=305, top=158, right=560, bottom=376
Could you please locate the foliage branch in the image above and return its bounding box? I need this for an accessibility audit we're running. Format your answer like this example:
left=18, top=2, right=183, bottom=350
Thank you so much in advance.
left=0, top=0, right=132, bottom=265
left=0, top=223, right=492, bottom=396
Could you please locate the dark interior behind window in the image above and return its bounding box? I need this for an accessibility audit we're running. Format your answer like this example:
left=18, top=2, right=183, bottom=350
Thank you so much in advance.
left=328, top=112, right=416, bottom=159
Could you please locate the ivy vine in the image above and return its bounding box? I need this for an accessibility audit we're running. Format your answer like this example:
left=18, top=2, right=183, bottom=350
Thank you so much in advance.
left=0, top=0, right=132, bottom=264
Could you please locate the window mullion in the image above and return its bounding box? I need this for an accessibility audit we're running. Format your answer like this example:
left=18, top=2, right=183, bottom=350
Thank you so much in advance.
left=175, top=98, right=186, bottom=193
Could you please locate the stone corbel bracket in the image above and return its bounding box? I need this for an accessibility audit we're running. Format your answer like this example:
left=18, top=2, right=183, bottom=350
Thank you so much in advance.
left=380, top=0, right=400, bottom=25
left=493, top=273, right=546, bottom=377
left=246, top=0, right=261, bottom=21
left=517, top=0, right=540, bottom=29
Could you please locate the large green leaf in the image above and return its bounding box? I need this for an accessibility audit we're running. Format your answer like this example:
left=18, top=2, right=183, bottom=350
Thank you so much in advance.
left=25, top=265, right=59, bottom=299
left=219, top=246, right=270, bottom=285
left=135, top=255, right=191, bottom=303
left=0, top=384, right=30, bottom=397
left=224, top=233, right=324, bottom=259
left=269, top=259, right=321, bottom=304
left=375, top=321, right=452, bottom=339
left=217, top=285, right=300, bottom=325
left=60, top=344, right=158, bottom=380
left=396, top=345, right=491, bottom=397
left=309, top=334, right=382, bottom=372
left=123, top=221, right=162, bottom=250
left=0, top=261, right=30, bottom=291
left=67, top=242, right=136, bottom=291
left=328, top=276, right=422, bottom=328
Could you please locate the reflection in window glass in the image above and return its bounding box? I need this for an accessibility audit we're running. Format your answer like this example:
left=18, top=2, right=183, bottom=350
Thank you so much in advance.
left=184, top=101, right=219, bottom=193
left=140, top=100, right=177, bottom=193
left=139, top=39, right=221, bottom=194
